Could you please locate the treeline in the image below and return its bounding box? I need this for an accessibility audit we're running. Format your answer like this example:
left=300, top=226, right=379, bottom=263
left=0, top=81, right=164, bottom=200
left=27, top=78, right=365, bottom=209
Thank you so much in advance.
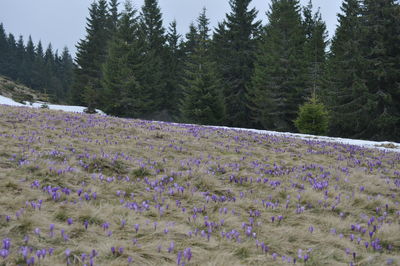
left=0, top=25, right=74, bottom=102
left=0, top=0, right=399, bottom=142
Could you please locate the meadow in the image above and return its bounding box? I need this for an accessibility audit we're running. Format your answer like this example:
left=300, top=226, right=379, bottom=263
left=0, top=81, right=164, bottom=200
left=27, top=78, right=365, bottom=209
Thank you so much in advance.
left=0, top=105, right=399, bottom=265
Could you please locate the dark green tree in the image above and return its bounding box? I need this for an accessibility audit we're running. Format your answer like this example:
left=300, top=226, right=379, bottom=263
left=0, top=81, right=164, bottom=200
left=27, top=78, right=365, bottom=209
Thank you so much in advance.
left=5, top=33, right=18, bottom=80
left=358, top=0, right=400, bottom=140
left=211, top=0, right=262, bottom=127
left=102, top=0, right=151, bottom=117
left=325, top=0, right=371, bottom=138
left=164, top=20, right=184, bottom=118
left=303, top=1, right=328, bottom=97
left=248, top=0, right=307, bottom=132
left=294, top=96, right=329, bottom=135
left=182, top=23, right=198, bottom=58
left=108, top=0, right=120, bottom=33
left=180, top=8, right=225, bottom=125
left=0, top=24, right=8, bottom=75
left=57, top=47, right=75, bottom=102
left=24, top=36, right=36, bottom=88
left=72, top=0, right=110, bottom=110
left=139, top=0, right=167, bottom=116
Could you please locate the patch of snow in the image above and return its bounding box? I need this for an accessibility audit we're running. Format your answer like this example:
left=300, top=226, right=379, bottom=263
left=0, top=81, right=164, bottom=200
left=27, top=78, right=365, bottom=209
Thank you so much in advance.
left=161, top=120, right=400, bottom=153
left=209, top=126, right=400, bottom=153
left=0, top=95, right=26, bottom=106
left=0, top=94, right=105, bottom=115
left=29, top=101, right=106, bottom=115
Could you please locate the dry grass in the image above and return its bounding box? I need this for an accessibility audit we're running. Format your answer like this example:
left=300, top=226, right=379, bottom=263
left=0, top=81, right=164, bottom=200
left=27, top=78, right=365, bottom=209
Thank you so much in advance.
left=0, top=105, right=399, bottom=266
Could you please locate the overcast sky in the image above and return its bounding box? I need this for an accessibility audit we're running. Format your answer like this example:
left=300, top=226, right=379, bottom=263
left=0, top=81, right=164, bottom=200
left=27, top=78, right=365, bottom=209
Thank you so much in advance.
left=0, top=0, right=342, bottom=56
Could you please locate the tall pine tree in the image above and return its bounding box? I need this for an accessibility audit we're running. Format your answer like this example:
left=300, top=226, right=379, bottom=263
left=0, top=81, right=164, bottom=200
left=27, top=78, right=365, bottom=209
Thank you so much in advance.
left=180, top=8, right=225, bottom=125
left=249, top=0, right=307, bottom=132
left=165, top=20, right=184, bottom=118
left=139, top=0, right=167, bottom=117
left=359, top=0, right=400, bottom=140
left=102, top=0, right=152, bottom=118
left=212, top=0, right=262, bottom=127
left=303, top=1, right=328, bottom=97
left=72, top=0, right=110, bottom=111
left=325, top=0, right=371, bottom=138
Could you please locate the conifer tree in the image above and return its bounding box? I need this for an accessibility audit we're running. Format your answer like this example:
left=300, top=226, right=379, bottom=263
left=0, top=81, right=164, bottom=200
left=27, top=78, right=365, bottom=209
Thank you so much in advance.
left=139, top=0, right=167, bottom=116
left=303, top=1, right=328, bottom=97
left=24, top=36, right=36, bottom=88
left=294, top=96, right=329, bottom=135
left=180, top=8, right=225, bottom=125
left=57, top=47, right=75, bottom=101
left=325, top=0, right=370, bottom=138
left=15, top=36, right=28, bottom=83
left=249, top=0, right=307, bottom=132
left=0, top=24, right=7, bottom=74
left=108, top=0, right=120, bottom=33
left=212, top=0, right=262, bottom=127
left=72, top=0, right=110, bottom=111
left=183, top=23, right=198, bottom=58
left=164, top=20, right=184, bottom=118
left=102, top=0, right=151, bottom=117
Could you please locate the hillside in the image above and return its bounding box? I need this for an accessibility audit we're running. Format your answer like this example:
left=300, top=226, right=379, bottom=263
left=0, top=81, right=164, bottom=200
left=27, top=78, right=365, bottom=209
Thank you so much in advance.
left=0, top=75, right=47, bottom=104
left=0, top=105, right=399, bottom=265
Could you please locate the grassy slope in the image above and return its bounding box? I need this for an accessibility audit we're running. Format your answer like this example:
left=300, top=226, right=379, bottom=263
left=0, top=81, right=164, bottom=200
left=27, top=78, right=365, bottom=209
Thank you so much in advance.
left=0, top=76, right=46, bottom=104
left=0, top=105, right=399, bottom=266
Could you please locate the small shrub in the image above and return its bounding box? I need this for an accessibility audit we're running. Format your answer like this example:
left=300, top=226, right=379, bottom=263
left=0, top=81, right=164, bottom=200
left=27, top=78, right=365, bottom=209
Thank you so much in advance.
left=294, top=97, right=329, bottom=136
left=40, top=103, right=49, bottom=109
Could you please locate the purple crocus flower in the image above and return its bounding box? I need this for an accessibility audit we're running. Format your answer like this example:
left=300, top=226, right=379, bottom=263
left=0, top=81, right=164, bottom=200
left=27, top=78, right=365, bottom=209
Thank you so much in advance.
left=134, top=224, right=139, bottom=233
left=184, top=248, right=192, bottom=261
left=67, top=218, right=73, bottom=225
left=177, top=251, right=183, bottom=265
left=168, top=242, right=175, bottom=253
left=0, top=249, right=9, bottom=259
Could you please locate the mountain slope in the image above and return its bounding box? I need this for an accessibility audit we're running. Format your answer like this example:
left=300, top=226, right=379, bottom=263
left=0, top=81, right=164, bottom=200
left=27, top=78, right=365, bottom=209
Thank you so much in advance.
left=0, top=105, right=399, bottom=265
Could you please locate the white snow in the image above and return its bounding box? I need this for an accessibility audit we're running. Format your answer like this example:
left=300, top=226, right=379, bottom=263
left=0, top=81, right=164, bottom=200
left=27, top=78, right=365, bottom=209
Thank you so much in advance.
left=208, top=126, right=400, bottom=153
left=0, top=95, right=26, bottom=106
left=1, top=94, right=399, bottom=153
left=0, top=94, right=105, bottom=115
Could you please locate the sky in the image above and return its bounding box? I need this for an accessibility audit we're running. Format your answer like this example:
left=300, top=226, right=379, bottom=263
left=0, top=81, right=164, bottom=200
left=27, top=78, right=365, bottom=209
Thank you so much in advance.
left=0, top=0, right=342, bottom=56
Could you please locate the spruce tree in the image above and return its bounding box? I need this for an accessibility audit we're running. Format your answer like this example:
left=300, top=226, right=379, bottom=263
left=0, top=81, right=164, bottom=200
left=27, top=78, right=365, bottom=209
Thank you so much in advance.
left=6, top=34, right=18, bottom=80
left=303, top=1, right=328, bottom=97
left=108, top=0, right=120, bottom=33
left=248, top=0, right=307, bottom=132
left=72, top=0, right=110, bottom=111
left=139, top=0, right=167, bottom=116
left=31, top=40, right=46, bottom=92
left=165, top=20, right=184, bottom=118
left=183, top=23, right=198, bottom=58
left=0, top=24, right=9, bottom=77
left=24, top=36, right=36, bottom=88
left=15, top=36, right=27, bottom=81
left=102, top=0, right=151, bottom=117
left=57, top=47, right=75, bottom=102
left=294, top=96, right=329, bottom=135
left=212, top=0, right=262, bottom=127
left=180, top=8, right=225, bottom=125
left=359, top=0, right=400, bottom=140
left=325, top=0, right=371, bottom=138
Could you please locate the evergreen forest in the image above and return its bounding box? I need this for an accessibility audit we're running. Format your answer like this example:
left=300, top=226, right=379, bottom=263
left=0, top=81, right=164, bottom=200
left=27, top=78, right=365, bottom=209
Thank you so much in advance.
left=0, top=0, right=399, bottom=142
